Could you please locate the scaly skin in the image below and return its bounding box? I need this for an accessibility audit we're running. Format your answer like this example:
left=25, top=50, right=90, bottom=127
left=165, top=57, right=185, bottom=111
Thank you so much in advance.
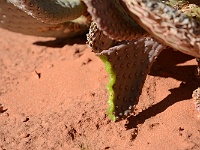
left=99, top=37, right=166, bottom=121
left=85, top=0, right=200, bottom=58
left=0, top=0, right=90, bottom=38
left=84, top=0, right=147, bottom=41
left=163, top=0, right=200, bottom=20
left=0, top=0, right=200, bottom=121
left=8, top=0, right=86, bottom=24
left=87, top=23, right=167, bottom=121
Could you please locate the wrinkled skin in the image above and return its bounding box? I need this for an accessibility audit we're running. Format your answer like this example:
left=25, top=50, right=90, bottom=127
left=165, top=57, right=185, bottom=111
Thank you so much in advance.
left=0, top=0, right=200, bottom=121
left=0, top=0, right=90, bottom=38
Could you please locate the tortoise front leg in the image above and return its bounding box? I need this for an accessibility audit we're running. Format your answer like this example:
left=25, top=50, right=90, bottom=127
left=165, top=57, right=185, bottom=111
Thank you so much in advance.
left=84, top=0, right=146, bottom=41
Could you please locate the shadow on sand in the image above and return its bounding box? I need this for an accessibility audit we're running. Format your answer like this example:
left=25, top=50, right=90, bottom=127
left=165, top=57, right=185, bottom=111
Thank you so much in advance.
left=125, top=48, right=200, bottom=129
left=33, top=35, right=87, bottom=48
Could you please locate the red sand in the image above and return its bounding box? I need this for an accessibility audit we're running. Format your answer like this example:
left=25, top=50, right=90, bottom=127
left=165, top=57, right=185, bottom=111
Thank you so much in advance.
left=0, top=28, right=200, bottom=150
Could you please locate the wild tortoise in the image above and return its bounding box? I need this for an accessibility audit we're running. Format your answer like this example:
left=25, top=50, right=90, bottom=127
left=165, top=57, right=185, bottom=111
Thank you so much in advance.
left=0, top=0, right=199, bottom=121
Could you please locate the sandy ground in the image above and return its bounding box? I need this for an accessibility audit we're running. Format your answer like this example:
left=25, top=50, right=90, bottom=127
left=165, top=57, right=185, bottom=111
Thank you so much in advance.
left=0, top=28, right=200, bottom=150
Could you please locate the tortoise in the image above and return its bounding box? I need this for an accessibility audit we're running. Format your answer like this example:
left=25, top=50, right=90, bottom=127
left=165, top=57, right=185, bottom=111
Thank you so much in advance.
left=0, top=0, right=199, bottom=121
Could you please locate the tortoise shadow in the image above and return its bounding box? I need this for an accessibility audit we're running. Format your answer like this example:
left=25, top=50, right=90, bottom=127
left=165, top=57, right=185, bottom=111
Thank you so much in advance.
left=125, top=48, right=200, bottom=129
left=33, top=35, right=87, bottom=48
left=150, top=48, right=197, bottom=81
